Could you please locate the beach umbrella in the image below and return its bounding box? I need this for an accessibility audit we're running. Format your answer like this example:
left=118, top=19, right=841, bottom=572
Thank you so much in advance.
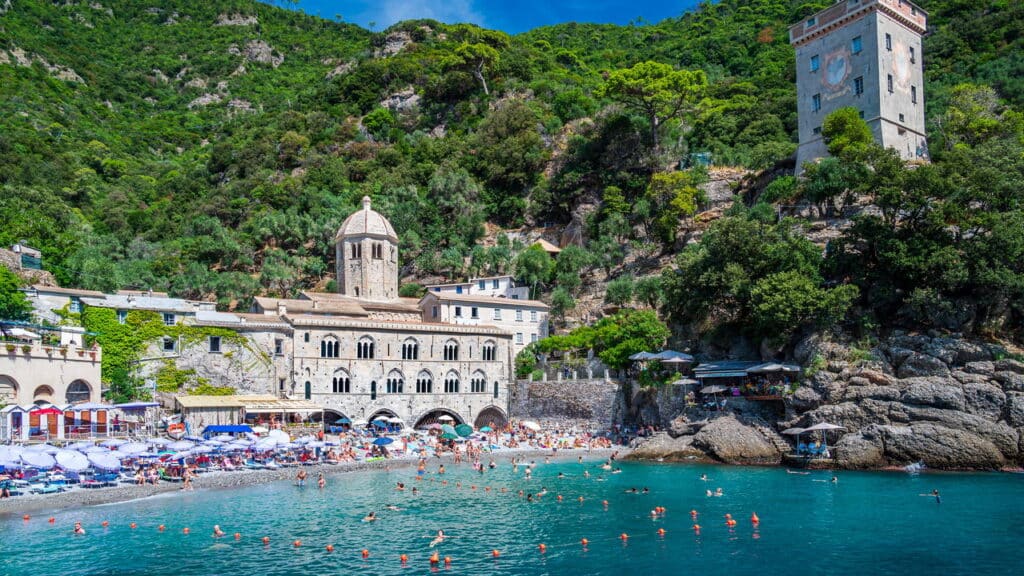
left=267, top=429, right=290, bottom=443
left=100, top=438, right=127, bottom=448
left=168, top=440, right=195, bottom=451
left=437, top=415, right=454, bottom=422
left=373, top=437, right=394, bottom=446
left=26, top=443, right=59, bottom=455
left=440, top=432, right=458, bottom=440
left=192, top=445, right=214, bottom=454
left=213, top=434, right=235, bottom=442
left=203, top=440, right=225, bottom=447
left=371, top=420, right=388, bottom=428
left=251, top=425, right=269, bottom=434
left=119, top=442, right=149, bottom=455
left=68, top=441, right=94, bottom=451
left=146, top=438, right=169, bottom=446
left=55, top=450, right=90, bottom=471
left=628, top=351, right=656, bottom=361
left=306, top=441, right=327, bottom=449
left=0, top=458, right=24, bottom=470
left=441, top=424, right=457, bottom=435
left=0, top=446, right=16, bottom=461
left=427, top=423, right=443, bottom=430
left=255, top=438, right=278, bottom=451
left=84, top=445, right=109, bottom=454
left=521, top=421, right=541, bottom=431
left=781, top=427, right=806, bottom=436
left=21, top=451, right=56, bottom=469
left=479, top=426, right=493, bottom=432
left=455, top=424, right=473, bottom=437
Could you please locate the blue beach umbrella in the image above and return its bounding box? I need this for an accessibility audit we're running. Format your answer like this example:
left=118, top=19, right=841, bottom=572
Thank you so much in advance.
left=479, top=426, right=493, bottom=432
left=372, top=437, right=394, bottom=446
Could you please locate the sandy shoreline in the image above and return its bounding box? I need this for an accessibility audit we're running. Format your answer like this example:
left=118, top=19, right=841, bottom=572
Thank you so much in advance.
left=0, top=448, right=623, bottom=517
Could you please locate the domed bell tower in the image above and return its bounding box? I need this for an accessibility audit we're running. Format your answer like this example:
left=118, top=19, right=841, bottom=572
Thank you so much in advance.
left=335, top=196, right=399, bottom=301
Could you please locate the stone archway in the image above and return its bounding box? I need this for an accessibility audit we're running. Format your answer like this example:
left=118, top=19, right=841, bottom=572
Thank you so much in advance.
left=65, top=380, right=92, bottom=404
left=473, top=406, right=508, bottom=429
left=32, top=385, right=55, bottom=405
left=413, top=408, right=465, bottom=429
left=0, top=375, right=18, bottom=405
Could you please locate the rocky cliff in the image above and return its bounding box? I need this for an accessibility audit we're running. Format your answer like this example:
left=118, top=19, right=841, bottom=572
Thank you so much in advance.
left=628, top=333, right=1024, bottom=470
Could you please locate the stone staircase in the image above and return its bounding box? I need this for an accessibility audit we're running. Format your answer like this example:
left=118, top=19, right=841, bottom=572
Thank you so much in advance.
left=744, top=416, right=793, bottom=454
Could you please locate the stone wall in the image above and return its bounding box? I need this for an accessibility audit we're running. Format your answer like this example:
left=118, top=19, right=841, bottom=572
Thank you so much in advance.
left=509, top=378, right=623, bottom=428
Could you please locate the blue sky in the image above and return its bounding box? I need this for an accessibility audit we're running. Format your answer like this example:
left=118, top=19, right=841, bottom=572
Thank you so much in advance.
left=289, top=1, right=706, bottom=34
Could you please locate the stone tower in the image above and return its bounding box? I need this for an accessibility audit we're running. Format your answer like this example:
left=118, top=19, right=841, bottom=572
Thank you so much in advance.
left=790, top=0, right=928, bottom=170
left=334, top=196, right=399, bottom=301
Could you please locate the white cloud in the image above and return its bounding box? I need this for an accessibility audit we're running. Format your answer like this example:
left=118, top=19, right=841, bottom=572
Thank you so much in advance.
left=371, top=0, right=486, bottom=28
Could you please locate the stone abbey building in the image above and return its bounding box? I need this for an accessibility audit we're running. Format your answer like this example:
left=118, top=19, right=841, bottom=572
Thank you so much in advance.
left=790, top=0, right=928, bottom=169
left=18, top=197, right=549, bottom=430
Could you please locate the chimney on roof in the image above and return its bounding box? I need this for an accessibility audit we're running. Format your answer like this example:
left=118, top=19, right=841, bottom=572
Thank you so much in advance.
left=277, top=302, right=286, bottom=316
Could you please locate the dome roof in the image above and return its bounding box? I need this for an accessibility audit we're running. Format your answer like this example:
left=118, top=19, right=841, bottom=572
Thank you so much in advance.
left=335, top=196, right=398, bottom=242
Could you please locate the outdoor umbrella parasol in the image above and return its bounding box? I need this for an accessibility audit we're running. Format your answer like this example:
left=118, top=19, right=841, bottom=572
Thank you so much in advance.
left=100, top=438, right=127, bottom=448
left=55, top=450, right=89, bottom=472
left=118, top=442, right=150, bottom=455
left=87, top=452, right=122, bottom=471
left=455, top=424, right=473, bottom=437
left=372, top=437, right=394, bottom=446
left=441, top=424, right=457, bottom=435
left=440, top=432, right=459, bottom=440
left=437, top=415, right=455, bottom=422
left=168, top=440, right=195, bottom=452
left=20, top=451, right=56, bottom=469
left=521, top=421, right=541, bottom=431
left=479, top=426, right=493, bottom=432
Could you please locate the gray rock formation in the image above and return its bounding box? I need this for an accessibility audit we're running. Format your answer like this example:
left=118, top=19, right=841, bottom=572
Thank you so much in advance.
left=691, top=416, right=781, bottom=465
left=627, top=432, right=707, bottom=461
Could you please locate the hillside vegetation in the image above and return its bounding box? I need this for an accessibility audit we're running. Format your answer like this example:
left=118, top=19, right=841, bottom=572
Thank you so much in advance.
left=1, top=0, right=1022, bottom=346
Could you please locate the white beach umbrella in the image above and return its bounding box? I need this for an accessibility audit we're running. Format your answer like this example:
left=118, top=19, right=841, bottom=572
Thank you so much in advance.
left=118, top=442, right=150, bottom=455
left=146, top=438, right=169, bottom=446
left=168, top=440, right=195, bottom=451
left=267, top=429, right=290, bottom=443
left=67, top=441, right=94, bottom=451
left=55, top=450, right=90, bottom=472
left=521, top=421, right=541, bottom=431
left=100, top=438, right=127, bottom=447
left=255, top=438, right=278, bottom=451
left=84, top=445, right=109, bottom=454
left=88, top=452, right=121, bottom=471
left=213, top=434, right=236, bottom=442
left=20, top=451, right=56, bottom=469
left=26, top=443, right=60, bottom=455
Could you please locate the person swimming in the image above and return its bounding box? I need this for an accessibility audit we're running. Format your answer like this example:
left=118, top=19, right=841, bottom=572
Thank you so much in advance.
left=396, top=482, right=406, bottom=491
left=611, top=468, right=622, bottom=474
left=557, top=472, right=565, bottom=479
left=438, top=465, right=445, bottom=474
left=641, top=487, right=650, bottom=494
left=624, top=487, right=638, bottom=494
left=706, top=489, right=713, bottom=497
left=411, top=487, right=419, bottom=495
left=919, top=489, right=941, bottom=504
left=213, top=525, right=225, bottom=537
left=786, top=469, right=810, bottom=475
left=583, top=470, right=590, bottom=478
left=363, top=512, right=377, bottom=522
left=714, top=488, right=723, bottom=497
left=700, top=473, right=708, bottom=481
left=429, top=530, right=447, bottom=547
left=489, top=459, right=496, bottom=469
left=537, top=487, right=548, bottom=497
left=526, top=493, right=534, bottom=502
left=317, top=472, right=326, bottom=489
left=831, top=475, right=838, bottom=484
left=73, top=522, right=86, bottom=535
left=386, top=505, right=403, bottom=512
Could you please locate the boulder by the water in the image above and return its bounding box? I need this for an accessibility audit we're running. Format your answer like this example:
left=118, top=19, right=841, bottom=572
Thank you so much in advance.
left=626, top=432, right=707, bottom=461
left=691, top=416, right=781, bottom=465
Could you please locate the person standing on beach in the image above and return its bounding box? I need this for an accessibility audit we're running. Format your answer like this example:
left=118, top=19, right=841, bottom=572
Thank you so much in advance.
left=182, top=468, right=194, bottom=491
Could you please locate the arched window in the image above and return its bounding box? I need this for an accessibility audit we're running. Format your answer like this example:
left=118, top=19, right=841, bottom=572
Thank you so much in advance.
left=370, top=381, right=377, bottom=401
left=304, top=381, right=311, bottom=400
left=320, top=336, right=339, bottom=358
left=372, top=243, right=383, bottom=259
left=444, top=370, right=460, bottom=394
left=65, top=380, right=91, bottom=404
left=357, top=336, right=375, bottom=359
left=470, top=371, right=486, bottom=393
left=493, top=381, right=499, bottom=399
left=443, top=340, right=459, bottom=361
left=386, top=370, right=405, bottom=394
left=482, top=340, right=496, bottom=361
left=401, top=338, right=419, bottom=360
left=331, top=370, right=351, bottom=394
left=416, top=370, right=433, bottom=394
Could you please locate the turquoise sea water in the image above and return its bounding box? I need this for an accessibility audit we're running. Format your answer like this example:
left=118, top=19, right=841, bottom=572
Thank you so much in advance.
left=2, top=460, right=1022, bottom=575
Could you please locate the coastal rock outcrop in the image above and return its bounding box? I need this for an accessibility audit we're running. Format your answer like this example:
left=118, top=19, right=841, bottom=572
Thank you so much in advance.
left=627, top=432, right=707, bottom=461
left=691, top=416, right=781, bottom=465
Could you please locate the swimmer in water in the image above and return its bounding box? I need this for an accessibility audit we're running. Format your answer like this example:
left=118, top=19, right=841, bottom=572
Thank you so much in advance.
left=411, top=487, right=419, bottom=495
left=558, top=472, right=565, bottom=479
left=583, top=470, right=590, bottom=478
left=831, top=475, right=838, bottom=484
left=73, top=522, right=86, bottom=535
left=624, top=487, right=638, bottom=494
left=396, top=482, right=405, bottom=491
left=537, top=487, right=548, bottom=497
left=714, top=488, right=723, bottom=497
left=919, top=489, right=941, bottom=504
left=489, top=459, right=496, bottom=469
left=429, top=530, right=447, bottom=547
left=438, top=465, right=445, bottom=474
left=296, top=469, right=307, bottom=486
left=578, top=456, right=583, bottom=464
left=317, top=472, right=326, bottom=489
left=363, top=512, right=377, bottom=522
left=642, top=487, right=649, bottom=494
left=786, top=469, right=810, bottom=475
left=527, top=493, right=534, bottom=502
left=700, top=473, right=708, bottom=481
left=706, top=489, right=714, bottom=497
left=213, top=525, right=225, bottom=538
left=386, top=505, right=403, bottom=512
left=611, top=468, right=622, bottom=474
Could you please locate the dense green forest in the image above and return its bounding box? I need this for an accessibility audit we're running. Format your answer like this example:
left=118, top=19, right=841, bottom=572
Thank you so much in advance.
left=1, top=0, right=1022, bottom=344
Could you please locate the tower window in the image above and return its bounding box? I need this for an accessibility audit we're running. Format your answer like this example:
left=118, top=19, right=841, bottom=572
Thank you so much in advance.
left=402, top=339, right=419, bottom=360
left=911, top=86, right=917, bottom=104
left=887, top=74, right=894, bottom=93
left=320, top=337, right=339, bottom=358
left=809, top=55, right=820, bottom=72
left=357, top=337, right=375, bottom=359
left=885, top=33, right=892, bottom=51
left=854, top=76, right=864, bottom=95
left=332, top=374, right=351, bottom=393
left=806, top=16, right=816, bottom=27
left=910, top=46, right=916, bottom=63
left=482, top=342, right=496, bottom=361
left=812, top=93, right=821, bottom=112
left=851, top=36, right=862, bottom=54
left=860, top=110, right=865, bottom=119
left=443, top=341, right=459, bottom=361
left=899, top=113, right=905, bottom=122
